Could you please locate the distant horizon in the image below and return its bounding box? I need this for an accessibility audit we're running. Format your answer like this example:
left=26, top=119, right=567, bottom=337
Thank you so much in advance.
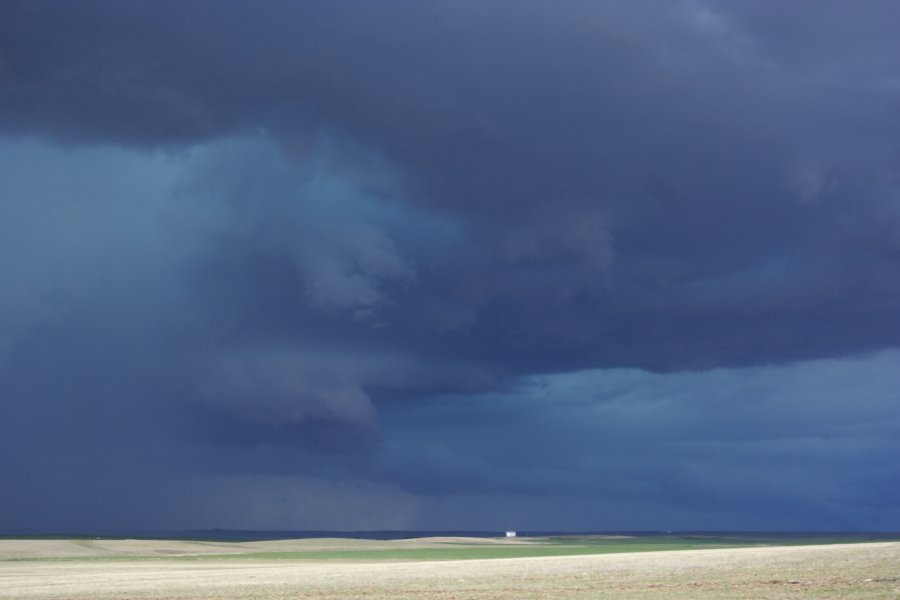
left=4, top=529, right=900, bottom=541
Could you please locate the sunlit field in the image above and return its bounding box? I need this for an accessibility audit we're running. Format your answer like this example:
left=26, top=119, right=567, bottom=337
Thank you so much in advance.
left=2, top=535, right=898, bottom=599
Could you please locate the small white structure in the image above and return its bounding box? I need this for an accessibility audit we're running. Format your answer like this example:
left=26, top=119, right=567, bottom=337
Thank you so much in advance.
left=505, top=531, right=517, bottom=538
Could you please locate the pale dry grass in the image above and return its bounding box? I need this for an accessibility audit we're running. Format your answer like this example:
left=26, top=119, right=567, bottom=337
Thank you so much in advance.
left=0, top=539, right=247, bottom=559
left=1, top=541, right=898, bottom=599
left=0, top=536, right=527, bottom=560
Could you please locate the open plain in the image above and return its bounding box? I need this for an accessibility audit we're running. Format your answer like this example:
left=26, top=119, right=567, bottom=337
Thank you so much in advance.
left=1, top=538, right=898, bottom=599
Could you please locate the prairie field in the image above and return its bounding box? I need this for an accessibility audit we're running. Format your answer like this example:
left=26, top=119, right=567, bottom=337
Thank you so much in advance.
left=1, top=537, right=898, bottom=599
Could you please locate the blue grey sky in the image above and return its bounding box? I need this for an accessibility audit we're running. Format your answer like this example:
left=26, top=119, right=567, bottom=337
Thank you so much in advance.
left=1, top=0, right=898, bottom=532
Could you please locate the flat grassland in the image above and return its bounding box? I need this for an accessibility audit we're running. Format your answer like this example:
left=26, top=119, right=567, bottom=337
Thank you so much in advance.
left=1, top=536, right=898, bottom=599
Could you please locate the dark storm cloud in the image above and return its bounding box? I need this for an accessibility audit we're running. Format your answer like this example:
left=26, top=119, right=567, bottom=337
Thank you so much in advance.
left=1, top=1, right=899, bottom=530
left=0, top=2, right=900, bottom=369
left=7, top=0, right=897, bottom=371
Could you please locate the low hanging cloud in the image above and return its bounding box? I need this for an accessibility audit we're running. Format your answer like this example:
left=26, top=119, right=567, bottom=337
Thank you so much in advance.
left=199, top=349, right=378, bottom=447
left=374, top=350, right=900, bottom=529
left=178, top=138, right=419, bottom=317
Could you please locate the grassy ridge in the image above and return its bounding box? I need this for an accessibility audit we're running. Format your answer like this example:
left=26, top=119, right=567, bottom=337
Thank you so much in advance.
left=181, top=534, right=889, bottom=562
left=198, top=544, right=692, bottom=561
left=4, top=533, right=896, bottom=563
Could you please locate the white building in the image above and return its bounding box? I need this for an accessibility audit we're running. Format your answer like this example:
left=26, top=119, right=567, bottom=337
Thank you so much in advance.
left=505, top=531, right=516, bottom=538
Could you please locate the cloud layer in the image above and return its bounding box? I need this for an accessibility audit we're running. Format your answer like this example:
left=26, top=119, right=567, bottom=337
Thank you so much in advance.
left=1, top=0, right=898, bottom=531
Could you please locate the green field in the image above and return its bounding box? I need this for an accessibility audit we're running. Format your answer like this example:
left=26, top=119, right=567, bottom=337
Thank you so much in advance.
left=6, top=533, right=893, bottom=563
left=184, top=534, right=896, bottom=561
